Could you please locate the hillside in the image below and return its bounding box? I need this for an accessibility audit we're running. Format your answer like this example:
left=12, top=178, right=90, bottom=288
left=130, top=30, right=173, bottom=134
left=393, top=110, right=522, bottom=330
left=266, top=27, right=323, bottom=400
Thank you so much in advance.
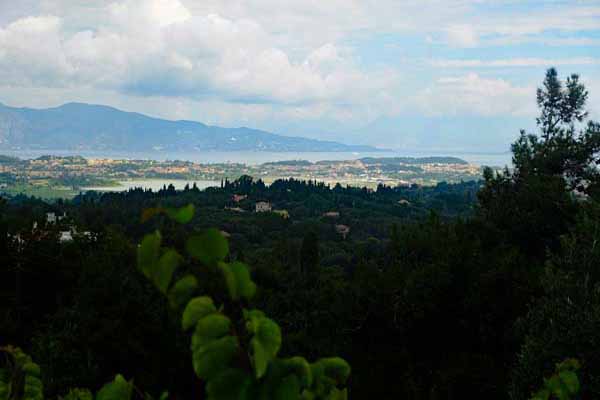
left=0, top=102, right=381, bottom=152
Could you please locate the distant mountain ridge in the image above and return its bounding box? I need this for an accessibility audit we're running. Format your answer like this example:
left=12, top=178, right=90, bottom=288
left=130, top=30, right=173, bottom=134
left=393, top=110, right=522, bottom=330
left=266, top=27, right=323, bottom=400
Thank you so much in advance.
left=0, top=102, right=381, bottom=152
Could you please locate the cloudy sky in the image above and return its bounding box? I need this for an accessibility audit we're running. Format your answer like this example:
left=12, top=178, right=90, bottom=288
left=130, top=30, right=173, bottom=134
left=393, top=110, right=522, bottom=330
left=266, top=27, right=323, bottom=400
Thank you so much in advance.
left=0, top=0, right=599, bottom=151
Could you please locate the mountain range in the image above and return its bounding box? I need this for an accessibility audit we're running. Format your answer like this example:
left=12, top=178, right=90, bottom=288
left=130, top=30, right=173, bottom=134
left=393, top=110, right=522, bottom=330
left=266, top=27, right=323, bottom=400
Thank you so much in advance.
left=0, top=102, right=381, bottom=152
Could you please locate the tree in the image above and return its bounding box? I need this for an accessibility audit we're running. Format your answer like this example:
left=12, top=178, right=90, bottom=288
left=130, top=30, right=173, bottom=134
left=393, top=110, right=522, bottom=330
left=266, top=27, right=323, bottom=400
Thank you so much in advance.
left=300, top=231, right=319, bottom=276
left=479, top=68, right=599, bottom=254
left=511, top=68, right=600, bottom=193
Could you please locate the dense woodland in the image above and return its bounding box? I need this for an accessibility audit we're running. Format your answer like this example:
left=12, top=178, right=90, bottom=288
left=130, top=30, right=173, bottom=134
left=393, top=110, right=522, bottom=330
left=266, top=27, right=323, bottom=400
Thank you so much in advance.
left=2, top=69, right=600, bottom=399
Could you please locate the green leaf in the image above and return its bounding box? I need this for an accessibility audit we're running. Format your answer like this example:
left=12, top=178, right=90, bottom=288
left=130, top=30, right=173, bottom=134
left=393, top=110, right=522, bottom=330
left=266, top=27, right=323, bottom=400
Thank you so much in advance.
left=546, top=375, right=568, bottom=400
left=155, top=249, right=181, bottom=293
left=23, top=375, right=43, bottom=400
left=231, top=262, right=257, bottom=300
left=191, top=314, right=237, bottom=380
left=22, top=362, right=41, bottom=377
left=96, top=375, right=133, bottom=400
left=182, top=297, right=216, bottom=331
left=168, top=275, right=198, bottom=309
left=220, top=262, right=256, bottom=301
left=558, top=370, right=579, bottom=395
left=165, top=204, right=195, bottom=224
left=158, top=392, right=168, bottom=400
left=192, top=314, right=231, bottom=346
left=206, top=369, right=253, bottom=400
left=191, top=336, right=239, bottom=380
left=137, top=231, right=161, bottom=278
left=312, top=358, right=351, bottom=385
left=246, top=313, right=281, bottom=378
left=557, top=358, right=581, bottom=372
left=280, top=357, right=312, bottom=388
left=186, top=229, right=229, bottom=265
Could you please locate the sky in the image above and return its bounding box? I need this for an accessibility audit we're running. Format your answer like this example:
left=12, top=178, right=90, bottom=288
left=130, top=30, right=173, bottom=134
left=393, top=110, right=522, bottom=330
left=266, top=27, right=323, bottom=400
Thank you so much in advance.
left=0, top=0, right=599, bottom=152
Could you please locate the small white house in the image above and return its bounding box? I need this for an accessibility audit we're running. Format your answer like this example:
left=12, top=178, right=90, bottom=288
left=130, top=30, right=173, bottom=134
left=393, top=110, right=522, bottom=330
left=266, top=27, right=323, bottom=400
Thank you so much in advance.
left=255, top=201, right=272, bottom=213
left=46, top=212, right=57, bottom=224
left=59, top=231, right=73, bottom=242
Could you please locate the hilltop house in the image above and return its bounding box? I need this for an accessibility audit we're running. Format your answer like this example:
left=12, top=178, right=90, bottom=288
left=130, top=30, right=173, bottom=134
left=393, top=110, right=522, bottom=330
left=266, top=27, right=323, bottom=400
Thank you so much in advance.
left=255, top=201, right=272, bottom=213
left=46, top=212, right=57, bottom=224
left=46, top=212, right=67, bottom=224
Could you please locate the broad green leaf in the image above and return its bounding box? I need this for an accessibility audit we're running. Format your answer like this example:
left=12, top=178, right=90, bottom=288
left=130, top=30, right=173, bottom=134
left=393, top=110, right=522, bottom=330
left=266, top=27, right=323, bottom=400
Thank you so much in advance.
left=168, top=275, right=198, bottom=309
left=186, top=229, right=229, bottom=265
left=280, top=357, right=312, bottom=388
left=191, top=314, right=237, bottom=380
left=96, top=374, right=133, bottom=400
left=206, top=368, right=252, bottom=400
left=246, top=314, right=281, bottom=378
left=158, top=392, right=168, bottom=400
left=192, top=314, right=231, bottom=347
left=558, top=370, right=579, bottom=395
left=22, top=362, right=41, bottom=377
left=312, top=358, right=351, bottom=384
left=231, top=262, right=257, bottom=300
left=191, top=336, right=238, bottom=380
left=220, top=262, right=256, bottom=301
left=23, top=375, right=43, bottom=400
left=155, top=249, right=181, bottom=293
left=137, top=231, right=161, bottom=278
left=546, top=375, right=567, bottom=400
left=182, top=297, right=216, bottom=331
left=165, top=204, right=195, bottom=224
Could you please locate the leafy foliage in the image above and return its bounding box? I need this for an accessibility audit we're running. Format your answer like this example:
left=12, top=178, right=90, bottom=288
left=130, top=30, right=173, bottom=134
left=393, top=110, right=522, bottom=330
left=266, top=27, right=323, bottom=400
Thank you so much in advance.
left=0, top=346, right=43, bottom=400
left=134, top=204, right=351, bottom=399
left=530, top=359, right=581, bottom=400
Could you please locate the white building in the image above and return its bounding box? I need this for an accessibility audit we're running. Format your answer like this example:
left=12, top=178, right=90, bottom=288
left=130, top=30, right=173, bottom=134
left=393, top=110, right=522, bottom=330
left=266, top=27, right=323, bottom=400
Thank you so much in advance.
left=59, top=231, right=73, bottom=242
left=46, top=212, right=57, bottom=224
left=255, top=201, right=272, bottom=213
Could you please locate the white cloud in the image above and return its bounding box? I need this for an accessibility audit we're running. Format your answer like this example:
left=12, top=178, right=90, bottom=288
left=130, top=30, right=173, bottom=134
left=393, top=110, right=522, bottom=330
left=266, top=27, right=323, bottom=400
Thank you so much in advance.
left=430, top=57, right=600, bottom=68
left=445, top=24, right=479, bottom=48
left=417, top=73, right=535, bottom=117
left=0, top=0, right=395, bottom=113
left=0, top=0, right=599, bottom=143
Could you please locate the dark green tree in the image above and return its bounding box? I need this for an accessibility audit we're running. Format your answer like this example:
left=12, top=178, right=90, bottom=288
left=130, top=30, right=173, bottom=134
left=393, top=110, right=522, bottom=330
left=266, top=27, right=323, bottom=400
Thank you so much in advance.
left=300, top=231, right=319, bottom=276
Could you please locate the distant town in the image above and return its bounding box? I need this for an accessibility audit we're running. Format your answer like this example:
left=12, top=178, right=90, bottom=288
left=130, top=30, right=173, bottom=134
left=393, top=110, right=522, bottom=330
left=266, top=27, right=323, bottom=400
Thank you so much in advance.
left=0, top=154, right=484, bottom=198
